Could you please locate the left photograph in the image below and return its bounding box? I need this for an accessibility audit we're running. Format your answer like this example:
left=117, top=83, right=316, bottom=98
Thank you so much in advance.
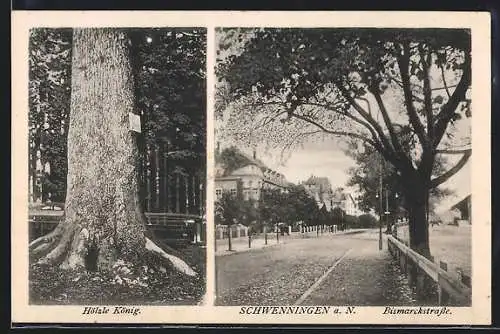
left=28, top=27, right=207, bottom=305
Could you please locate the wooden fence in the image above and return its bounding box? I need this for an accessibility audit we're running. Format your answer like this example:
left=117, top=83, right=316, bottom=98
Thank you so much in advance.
left=29, top=211, right=206, bottom=247
left=387, top=234, right=471, bottom=306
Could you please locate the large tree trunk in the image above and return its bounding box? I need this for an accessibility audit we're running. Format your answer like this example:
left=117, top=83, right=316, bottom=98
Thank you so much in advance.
left=30, top=28, right=196, bottom=276
left=404, top=178, right=431, bottom=258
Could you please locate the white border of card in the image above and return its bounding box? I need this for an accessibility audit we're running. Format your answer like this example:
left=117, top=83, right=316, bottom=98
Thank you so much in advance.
left=12, top=11, right=491, bottom=325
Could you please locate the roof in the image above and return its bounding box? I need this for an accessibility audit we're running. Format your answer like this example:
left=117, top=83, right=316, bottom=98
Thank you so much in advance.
left=303, top=175, right=332, bottom=193
left=216, top=146, right=289, bottom=184
left=215, top=146, right=263, bottom=176
left=451, top=194, right=471, bottom=211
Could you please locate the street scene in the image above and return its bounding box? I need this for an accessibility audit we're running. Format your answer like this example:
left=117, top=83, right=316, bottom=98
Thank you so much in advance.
left=214, top=27, right=472, bottom=306
left=216, top=230, right=416, bottom=306
left=27, top=28, right=207, bottom=305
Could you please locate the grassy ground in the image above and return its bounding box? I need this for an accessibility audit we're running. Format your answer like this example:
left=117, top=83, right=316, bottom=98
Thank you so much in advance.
left=396, top=224, right=471, bottom=276
left=29, top=244, right=206, bottom=305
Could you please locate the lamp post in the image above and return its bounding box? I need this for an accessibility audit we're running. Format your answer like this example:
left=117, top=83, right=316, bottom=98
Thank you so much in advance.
left=376, top=191, right=383, bottom=250
left=377, top=156, right=384, bottom=250
left=377, top=187, right=400, bottom=239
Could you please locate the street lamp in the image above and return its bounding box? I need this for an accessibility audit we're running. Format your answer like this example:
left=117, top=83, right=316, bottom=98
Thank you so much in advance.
left=377, top=189, right=399, bottom=240
left=375, top=191, right=383, bottom=250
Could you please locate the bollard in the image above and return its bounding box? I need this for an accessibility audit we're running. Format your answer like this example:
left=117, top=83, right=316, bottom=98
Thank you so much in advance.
left=248, top=234, right=251, bottom=248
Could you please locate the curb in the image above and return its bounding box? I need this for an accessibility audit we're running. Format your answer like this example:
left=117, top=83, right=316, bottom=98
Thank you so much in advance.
left=215, top=240, right=284, bottom=257
left=214, top=230, right=369, bottom=257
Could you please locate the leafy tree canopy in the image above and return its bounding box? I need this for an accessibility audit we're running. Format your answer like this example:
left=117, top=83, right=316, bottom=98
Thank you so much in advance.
left=29, top=28, right=206, bottom=201
left=216, top=28, right=471, bottom=187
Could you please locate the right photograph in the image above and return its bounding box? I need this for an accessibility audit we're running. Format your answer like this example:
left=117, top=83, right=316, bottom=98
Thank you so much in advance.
left=213, top=27, right=472, bottom=307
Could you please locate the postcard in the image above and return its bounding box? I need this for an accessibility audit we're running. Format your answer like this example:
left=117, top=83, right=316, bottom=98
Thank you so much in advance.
left=11, top=10, right=491, bottom=325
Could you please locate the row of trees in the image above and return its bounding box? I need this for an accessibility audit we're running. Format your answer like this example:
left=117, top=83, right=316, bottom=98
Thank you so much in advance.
left=215, top=185, right=319, bottom=234
left=215, top=185, right=380, bottom=233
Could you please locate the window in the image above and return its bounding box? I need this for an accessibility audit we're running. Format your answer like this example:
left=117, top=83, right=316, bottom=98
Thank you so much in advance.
left=230, top=188, right=237, bottom=196
left=249, top=180, right=253, bottom=187
left=215, top=189, right=222, bottom=199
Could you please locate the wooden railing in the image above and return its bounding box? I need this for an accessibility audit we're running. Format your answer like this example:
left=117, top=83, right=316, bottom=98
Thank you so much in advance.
left=387, top=235, right=471, bottom=306
left=29, top=211, right=205, bottom=247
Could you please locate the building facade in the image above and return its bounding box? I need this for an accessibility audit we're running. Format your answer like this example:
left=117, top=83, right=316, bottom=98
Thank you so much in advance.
left=301, top=175, right=334, bottom=211
left=215, top=146, right=289, bottom=201
left=301, top=175, right=362, bottom=216
left=331, top=188, right=362, bottom=216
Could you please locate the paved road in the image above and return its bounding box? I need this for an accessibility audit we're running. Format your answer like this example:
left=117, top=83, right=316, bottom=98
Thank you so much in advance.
left=215, top=229, right=417, bottom=306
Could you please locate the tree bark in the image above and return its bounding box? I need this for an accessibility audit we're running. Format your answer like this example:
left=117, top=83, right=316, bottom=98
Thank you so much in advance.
left=404, top=177, right=431, bottom=258
left=30, top=28, right=196, bottom=276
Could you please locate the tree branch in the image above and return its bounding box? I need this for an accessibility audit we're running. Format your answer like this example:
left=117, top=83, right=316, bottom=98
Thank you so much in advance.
left=435, top=148, right=471, bottom=155
left=420, top=46, right=433, bottom=139
left=397, top=42, right=428, bottom=148
left=430, top=150, right=471, bottom=187
left=280, top=130, right=322, bottom=160
left=432, top=52, right=471, bottom=149
left=439, top=63, right=452, bottom=98
left=301, top=101, right=383, bottom=146
left=288, top=112, right=376, bottom=146
left=370, top=87, right=406, bottom=157
left=336, top=82, right=396, bottom=154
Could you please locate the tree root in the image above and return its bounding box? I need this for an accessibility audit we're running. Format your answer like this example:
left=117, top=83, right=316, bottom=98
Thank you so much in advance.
left=61, top=228, right=88, bottom=269
left=37, top=226, right=78, bottom=266
left=29, top=224, right=64, bottom=250
left=30, top=225, right=198, bottom=277
left=145, top=237, right=197, bottom=277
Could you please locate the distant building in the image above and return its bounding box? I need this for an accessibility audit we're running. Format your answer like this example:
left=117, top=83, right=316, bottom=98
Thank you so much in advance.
left=215, top=144, right=290, bottom=201
left=331, top=187, right=362, bottom=216
left=300, top=175, right=362, bottom=216
left=301, top=175, right=334, bottom=211
left=450, top=194, right=471, bottom=224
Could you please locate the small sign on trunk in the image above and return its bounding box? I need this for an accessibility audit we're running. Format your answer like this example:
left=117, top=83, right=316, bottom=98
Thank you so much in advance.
left=129, top=112, right=141, bottom=133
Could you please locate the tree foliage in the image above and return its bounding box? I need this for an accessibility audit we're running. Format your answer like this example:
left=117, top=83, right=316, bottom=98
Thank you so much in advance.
left=344, top=143, right=453, bottom=215
left=131, top=28, right=206, bottom=174
left=29, top=28, right=73, bottom=202
left=29, top=28, right=206, bottom=202
left=260, top=185, right=320, bottom=227
left=215, top=191, right=244, bottom=226
left=216, top=146, right=257, bottom=176
left=358, top=213, right=378, bottom=228
left=216, top=27, right=472, bottom=256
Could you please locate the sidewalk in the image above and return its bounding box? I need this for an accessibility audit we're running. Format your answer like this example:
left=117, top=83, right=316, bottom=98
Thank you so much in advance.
left=214, top=229, right=369, bottom=257
left=299, top=237, right=418, bottom=306
left=215, top=235, right=286, bottom=256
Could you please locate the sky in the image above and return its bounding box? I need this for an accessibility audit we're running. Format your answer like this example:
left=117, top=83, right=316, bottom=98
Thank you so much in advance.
left=231, top=134, right=471, bottom=214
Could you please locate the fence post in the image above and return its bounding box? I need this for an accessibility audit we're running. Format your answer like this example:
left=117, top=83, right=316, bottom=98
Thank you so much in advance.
left=196, top=222, right=201, bottom=243
left=437, top=283, right=442, bottom=305
left=440, top=261, right=448, bottom=272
